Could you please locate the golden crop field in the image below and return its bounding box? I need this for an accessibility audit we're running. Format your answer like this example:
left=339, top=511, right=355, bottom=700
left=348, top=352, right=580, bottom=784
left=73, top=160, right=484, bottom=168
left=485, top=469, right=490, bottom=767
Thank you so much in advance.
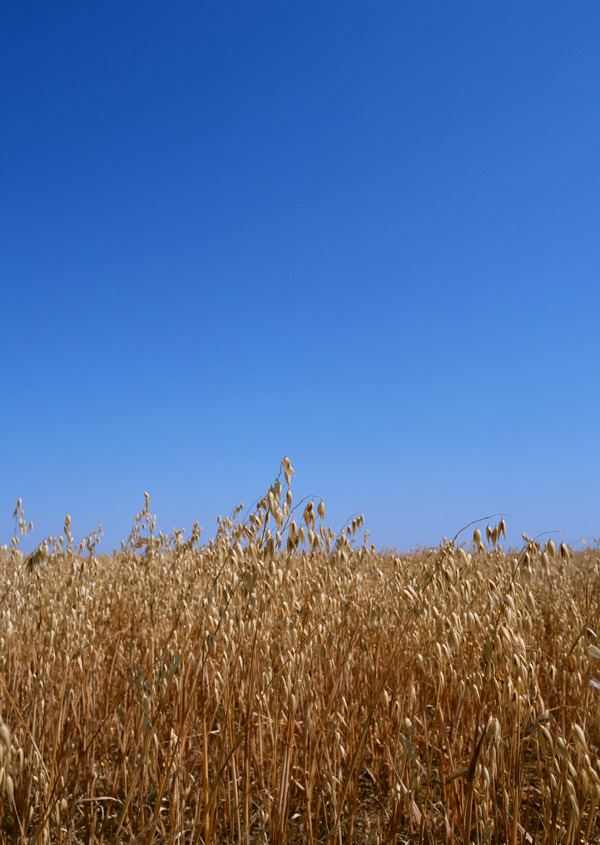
left=1, top=458, right=599, bottom=844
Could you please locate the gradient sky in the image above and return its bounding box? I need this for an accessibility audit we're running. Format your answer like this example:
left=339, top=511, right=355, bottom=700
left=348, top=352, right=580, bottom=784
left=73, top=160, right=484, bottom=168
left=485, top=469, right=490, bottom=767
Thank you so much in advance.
left=2, top=2, right=599, bottom=554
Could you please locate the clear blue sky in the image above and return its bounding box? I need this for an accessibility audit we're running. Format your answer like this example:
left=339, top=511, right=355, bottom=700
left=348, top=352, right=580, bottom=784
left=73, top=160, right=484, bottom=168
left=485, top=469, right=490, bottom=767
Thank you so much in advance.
left=2, top=2, right=599, bottom=553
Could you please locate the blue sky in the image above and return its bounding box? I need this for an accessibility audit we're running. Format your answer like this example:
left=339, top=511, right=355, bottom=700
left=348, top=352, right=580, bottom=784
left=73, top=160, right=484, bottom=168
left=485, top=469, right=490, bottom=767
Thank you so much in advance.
left=2, top=2, right=599, bottom=553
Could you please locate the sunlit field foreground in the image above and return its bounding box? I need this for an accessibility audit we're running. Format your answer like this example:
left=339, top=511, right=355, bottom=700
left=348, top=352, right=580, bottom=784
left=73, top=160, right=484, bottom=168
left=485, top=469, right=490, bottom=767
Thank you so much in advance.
left=1, top=460, right=600, bottom=844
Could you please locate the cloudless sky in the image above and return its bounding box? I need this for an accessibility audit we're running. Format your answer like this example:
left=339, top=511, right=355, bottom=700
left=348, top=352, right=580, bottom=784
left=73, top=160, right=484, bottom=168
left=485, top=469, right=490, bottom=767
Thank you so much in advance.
left=2, top=2, right=599, bottom=554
